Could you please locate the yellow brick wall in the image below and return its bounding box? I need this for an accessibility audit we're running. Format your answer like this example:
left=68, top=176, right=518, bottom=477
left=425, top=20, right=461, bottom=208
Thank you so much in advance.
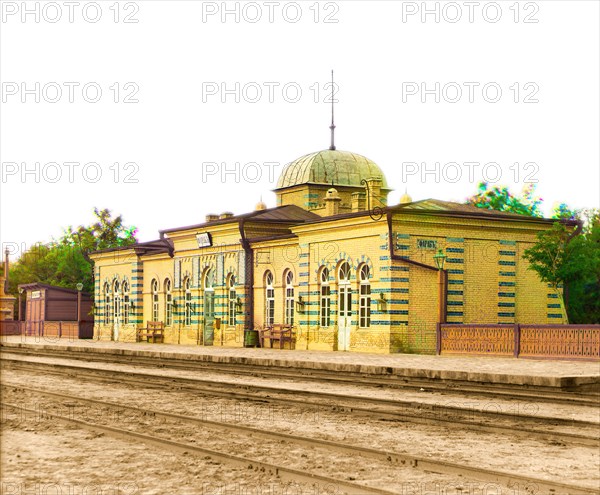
left=91, top=208, right=556, bottom=354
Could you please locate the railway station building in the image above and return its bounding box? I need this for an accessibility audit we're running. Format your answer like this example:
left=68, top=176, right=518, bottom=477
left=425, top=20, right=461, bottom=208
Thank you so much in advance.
left=90, top=148, right=566, bottom=354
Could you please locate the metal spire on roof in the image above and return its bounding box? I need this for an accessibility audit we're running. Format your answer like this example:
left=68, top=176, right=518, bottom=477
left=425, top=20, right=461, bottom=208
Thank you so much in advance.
left=329, top=70, right=336, bottom=151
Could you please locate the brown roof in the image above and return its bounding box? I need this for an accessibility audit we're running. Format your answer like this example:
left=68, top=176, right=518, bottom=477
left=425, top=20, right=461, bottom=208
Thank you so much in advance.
left=159, top=205, right=320, bottom=234
left=90, top=238, right=173, bottom=256
left=17, top=282, right=92, bottom=297
left=93, top=199, right=573, bottom=256
left=389, top=199, right=577, bottom=224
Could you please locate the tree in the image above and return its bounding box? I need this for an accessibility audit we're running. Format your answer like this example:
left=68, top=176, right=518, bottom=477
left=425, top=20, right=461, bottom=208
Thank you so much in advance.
left=561, top=211, right=600, bottom=323
left=60, top=207, right=138, bottom=261
left=8, top=208, right=137, bottom=297
left=523, top=223, right=583, bottom=323
left=465, top=182, right=543, bottom=217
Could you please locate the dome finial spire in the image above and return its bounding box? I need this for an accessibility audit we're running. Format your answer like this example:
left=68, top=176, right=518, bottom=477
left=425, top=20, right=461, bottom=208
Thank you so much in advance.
left=329, top=70, right=336, bottom=151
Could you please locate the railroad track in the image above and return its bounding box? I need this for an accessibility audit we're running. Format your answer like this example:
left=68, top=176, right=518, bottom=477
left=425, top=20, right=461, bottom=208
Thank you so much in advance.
left=0, top=401, right=394, bottom=495
left=3, top=345, right=598, bottom=406
left=3, top=384, right=599, bottom=495
left=2, top=354, right=599, bottom=449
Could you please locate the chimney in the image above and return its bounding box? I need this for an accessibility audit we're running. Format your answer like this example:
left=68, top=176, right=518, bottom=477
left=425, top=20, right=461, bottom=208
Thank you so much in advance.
left=324, top=188, right=341, bottom=216
left=219, top=212, right=234, bottom=220
left=365, top=177, right=383, bottom=211
left=205, top=214, right=219, bottom=223
left=351, top=191, right=366, bottom=212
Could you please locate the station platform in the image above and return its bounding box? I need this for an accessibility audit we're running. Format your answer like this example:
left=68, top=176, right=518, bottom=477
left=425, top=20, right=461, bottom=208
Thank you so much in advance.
left=1, top=335, right=599, bottom=389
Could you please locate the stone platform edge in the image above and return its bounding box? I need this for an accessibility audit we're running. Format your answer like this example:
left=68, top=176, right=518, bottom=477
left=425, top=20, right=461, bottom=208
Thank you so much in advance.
left=2, top=341, right=598, bottom=389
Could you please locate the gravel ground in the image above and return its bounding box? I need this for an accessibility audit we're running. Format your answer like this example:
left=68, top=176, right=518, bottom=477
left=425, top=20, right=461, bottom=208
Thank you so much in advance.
left=1, top=418, right=292, bottom=495
left=1, top=365, right=599, bottom=492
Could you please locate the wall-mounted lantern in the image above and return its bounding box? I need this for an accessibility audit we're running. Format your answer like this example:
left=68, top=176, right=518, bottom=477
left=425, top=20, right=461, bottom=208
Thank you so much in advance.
left=376, top=292, right=387, bottom=312
left=235, top=297, right=243, bottom=314
left=295, top=295, right=306, bottom=313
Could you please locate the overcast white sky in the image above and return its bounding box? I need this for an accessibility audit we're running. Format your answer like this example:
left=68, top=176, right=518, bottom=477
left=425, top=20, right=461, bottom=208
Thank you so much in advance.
left=1, top=1, right=599, bottom=259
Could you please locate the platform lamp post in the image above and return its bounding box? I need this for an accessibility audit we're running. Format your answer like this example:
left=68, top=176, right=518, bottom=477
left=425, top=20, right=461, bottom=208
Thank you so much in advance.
left=18, top=287, right=24, bottom=327
left=76, top=283, right=83, bottom=336
left=433, top=249, right=447, bottom=355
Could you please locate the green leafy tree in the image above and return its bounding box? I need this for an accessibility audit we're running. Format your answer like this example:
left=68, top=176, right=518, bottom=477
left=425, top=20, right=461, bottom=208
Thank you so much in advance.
left=8, top=208, right=137, bottom=298
left=523, top=223, right=583, bottom=323
left=60, top=207, right=138, bottom=261
left=465, top=182, right=543, bottom=217
left=562, top=211, right=600, bottom=323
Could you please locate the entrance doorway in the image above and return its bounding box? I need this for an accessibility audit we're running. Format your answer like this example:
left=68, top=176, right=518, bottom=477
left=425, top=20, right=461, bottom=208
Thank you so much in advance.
left=337, top=262, right=352, bottom=351
left=203, top=269, right=215, bottom=345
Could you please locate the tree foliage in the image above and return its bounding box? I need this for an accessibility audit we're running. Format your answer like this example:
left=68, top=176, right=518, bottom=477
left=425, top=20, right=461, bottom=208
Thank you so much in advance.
left=7, top=208, right=137, bottom=297
left=522, top=222, right=598, bottom=323
left=563, top=211, right=600, bottom=323
left=60, top=207, right=138, bottom=260
left=465, top=182, right=544, bottom=217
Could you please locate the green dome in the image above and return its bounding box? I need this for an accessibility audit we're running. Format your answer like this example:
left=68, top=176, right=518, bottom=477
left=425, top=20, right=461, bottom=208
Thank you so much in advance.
left=276, top=149, right=389, bottom=190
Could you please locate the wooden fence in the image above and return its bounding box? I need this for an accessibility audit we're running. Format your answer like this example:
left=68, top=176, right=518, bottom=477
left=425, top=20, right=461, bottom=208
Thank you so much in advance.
left=438, top=323, right=600, bottom=360
left=0, top=320, right=22, bottom=336
left=0, top=320, right=93, bottom=339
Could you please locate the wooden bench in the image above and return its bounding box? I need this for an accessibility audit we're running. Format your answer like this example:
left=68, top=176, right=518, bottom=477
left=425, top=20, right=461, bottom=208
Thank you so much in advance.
left=137, top=321, right=165, bottom=343
left=258, top=324, right=294, bottom=349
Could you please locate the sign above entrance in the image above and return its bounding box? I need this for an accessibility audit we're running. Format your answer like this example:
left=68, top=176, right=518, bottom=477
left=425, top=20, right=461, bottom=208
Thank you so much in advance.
left=196, top=232, right=212, bottom=248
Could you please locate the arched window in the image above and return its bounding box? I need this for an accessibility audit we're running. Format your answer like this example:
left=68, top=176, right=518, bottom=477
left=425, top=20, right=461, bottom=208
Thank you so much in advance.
left=151, top=279, right=159, bottom=322
left=103, top=282, right=111, bottom=325
left=227, top=274, right=236, bottom=326
left=204, top=268, right=214, bottom=291
left=184, top=278, right=192, bottom=326
left=164, top=278, right=173, bottom=326
left=113, top=281, right=121, bottom=325
left=359, top=265, right=371, bottom=328
left=122, top=281, right=131, bottom=324
left=339, top=262, right=351, bottom=282
left=319, top=267, right=330, bottom=327
left=284, top=270, right=294, bottom=325
left=264, top=271, right=274, bottom=327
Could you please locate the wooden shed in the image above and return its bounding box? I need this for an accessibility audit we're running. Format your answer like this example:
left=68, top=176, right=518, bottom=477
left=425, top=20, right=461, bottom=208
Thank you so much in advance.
left=18, top=283, right=94, bottom=339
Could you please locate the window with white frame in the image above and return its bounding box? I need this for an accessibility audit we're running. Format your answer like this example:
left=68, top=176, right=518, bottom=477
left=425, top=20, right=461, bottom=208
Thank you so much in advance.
left=265, top=271, right=274, bottom=327
left=184, top=278, right=192, bottom=326
left=320, top=267, right=330, bottom=327
left=203, top=268, right=215, bottom=318
left=164, top=278, right=173, bottom=326
left=284, top=270, right=294, bottom=325
left=151, top=279, right=159, bottom=322
left=122, top=281, right=131, bottom=324
left=104, top=282, right=111, bottom=324
left=113, top=281, right=121, bottom=324
left=359, top=265, right=371, bottom=328
left=227, top=274, right=236, bottom=325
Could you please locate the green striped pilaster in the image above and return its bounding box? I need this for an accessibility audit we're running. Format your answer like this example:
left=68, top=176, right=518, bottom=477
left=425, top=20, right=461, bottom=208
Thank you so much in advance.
left=498, top=241, right=516, bottom=323
left=445, top=238, right=465, bottom=323
left=547, top=283, right=564, bottom=321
